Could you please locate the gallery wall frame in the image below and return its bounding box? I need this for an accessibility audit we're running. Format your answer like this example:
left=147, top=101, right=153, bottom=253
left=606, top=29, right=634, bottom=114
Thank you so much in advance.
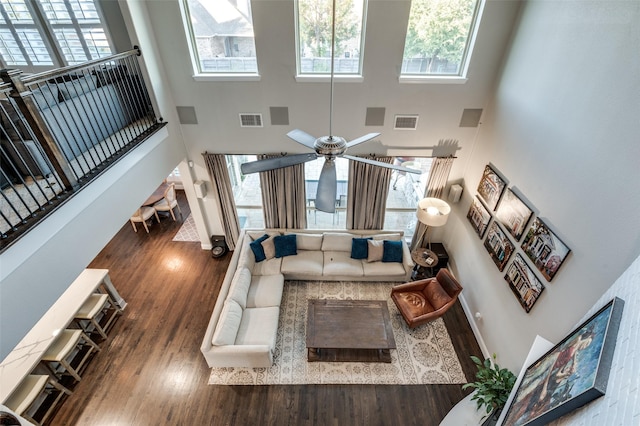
left=483, top=221, right=514, bottom=271
left=467, top=196, right=492, bottom=239
left=504, top=253, right=545, bottom=313
left=521, top=217, right=571, bottom=282
left=477, top=164, right=507, bottom=211
left=502, top=297, right=625, bottom=426
left=495, top=189, right=534, bottom=241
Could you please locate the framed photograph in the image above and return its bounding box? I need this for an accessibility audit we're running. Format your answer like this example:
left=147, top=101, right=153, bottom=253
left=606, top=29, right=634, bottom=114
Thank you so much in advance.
left=502, top=297, right=625, bottom=426
left=477, top=164, right=507, bottom=211
left=467, top=196, right=492, bottom=239
left=504, top=254, right=545, bottom=313
left=483, top=221, right=514, bottom=271
left=495, top=189, right=534, bottom=241
left=521, top=218, right=571, bottom=281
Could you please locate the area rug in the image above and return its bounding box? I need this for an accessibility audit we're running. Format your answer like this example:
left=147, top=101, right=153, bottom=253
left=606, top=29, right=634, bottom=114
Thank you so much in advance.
left=172, top=213, right=199, bottom=242
left=208, top=280, right=466, bottom=385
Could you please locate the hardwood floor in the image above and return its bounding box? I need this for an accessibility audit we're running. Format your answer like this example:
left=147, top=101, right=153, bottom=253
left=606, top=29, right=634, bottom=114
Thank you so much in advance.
left=51, top=191, right=483, bottom=425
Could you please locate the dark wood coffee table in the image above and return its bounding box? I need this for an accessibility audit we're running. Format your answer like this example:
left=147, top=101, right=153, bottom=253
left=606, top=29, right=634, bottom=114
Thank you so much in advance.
left=306, top=299, right=396, bottom=363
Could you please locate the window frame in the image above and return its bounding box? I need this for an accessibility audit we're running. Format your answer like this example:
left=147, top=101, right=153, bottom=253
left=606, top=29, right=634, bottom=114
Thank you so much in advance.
left=399, top=0, right=486, bottom=84
left=180, top=0, right=261, bottom=81
left=294, top=0, right=368, bottom=82
left=0, top=0, right=114, bottom=73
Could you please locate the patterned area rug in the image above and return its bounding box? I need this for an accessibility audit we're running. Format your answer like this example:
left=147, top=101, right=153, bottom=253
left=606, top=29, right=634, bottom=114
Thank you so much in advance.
left=208, top=281, right=466, bottom=385
left=172, top=213, right=199, bottom=242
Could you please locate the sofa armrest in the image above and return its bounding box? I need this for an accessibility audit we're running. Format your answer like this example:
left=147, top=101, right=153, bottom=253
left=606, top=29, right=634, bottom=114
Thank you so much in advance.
left=391, top=278, right=433, bottom=293
left=402, top=241, right=414, bottom=272
left=203, top=344, right=273, bottom=368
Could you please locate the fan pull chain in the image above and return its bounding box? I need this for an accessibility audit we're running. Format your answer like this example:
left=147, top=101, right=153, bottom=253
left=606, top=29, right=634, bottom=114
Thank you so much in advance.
left=329, top=0, right=336, bottom=140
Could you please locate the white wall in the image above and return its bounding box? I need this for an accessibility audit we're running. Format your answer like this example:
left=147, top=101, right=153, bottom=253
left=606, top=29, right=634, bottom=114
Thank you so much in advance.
left=447, top=0, right=640, bottom=371
left=139, top=0, right=521, bottom=237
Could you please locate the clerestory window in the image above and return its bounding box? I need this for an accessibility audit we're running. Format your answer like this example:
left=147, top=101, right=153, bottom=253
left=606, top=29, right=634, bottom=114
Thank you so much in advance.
left=181, top=0, right=259, bottom=79
left=400, top=0, right=484, bottom=81
left=295, top=0, right=367, bottom=79
left=0, top=0, right=113, bottom=73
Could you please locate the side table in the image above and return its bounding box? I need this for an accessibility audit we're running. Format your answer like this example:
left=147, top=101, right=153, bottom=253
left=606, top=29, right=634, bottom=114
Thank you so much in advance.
left=411, top=243, right=449, bottom=280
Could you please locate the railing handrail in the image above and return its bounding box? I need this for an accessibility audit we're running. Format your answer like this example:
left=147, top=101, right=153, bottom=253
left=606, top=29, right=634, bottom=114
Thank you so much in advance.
left=20, top=47, right=142, bottom=86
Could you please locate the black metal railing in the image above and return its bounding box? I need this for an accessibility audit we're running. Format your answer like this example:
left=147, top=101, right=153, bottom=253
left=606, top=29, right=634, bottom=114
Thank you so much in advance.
left=0, top=47, right=165, bottom=252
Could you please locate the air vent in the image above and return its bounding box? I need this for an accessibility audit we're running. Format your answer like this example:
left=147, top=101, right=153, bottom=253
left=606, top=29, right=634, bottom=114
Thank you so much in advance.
left=394, top=115, right=418, bottom=130
left=239, top=113, right=263, bottom=128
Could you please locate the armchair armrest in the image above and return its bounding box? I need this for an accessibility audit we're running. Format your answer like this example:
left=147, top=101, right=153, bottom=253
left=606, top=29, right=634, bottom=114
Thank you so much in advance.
left=391, top=277, right=434, bottom=294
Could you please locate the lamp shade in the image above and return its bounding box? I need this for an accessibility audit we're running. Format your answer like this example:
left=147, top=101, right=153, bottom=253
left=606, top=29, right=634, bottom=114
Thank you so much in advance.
left=416, top=198, right=450, bottom=227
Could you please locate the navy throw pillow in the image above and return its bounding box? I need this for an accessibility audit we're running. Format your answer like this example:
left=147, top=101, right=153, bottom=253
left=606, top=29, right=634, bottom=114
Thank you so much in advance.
left=274, top=234, right=298, bottom=258
left=382, top=240, right=403, bottom=263
left=249, top=234, right=269, bottom=262
left=351, top=237, right=372, bottom=259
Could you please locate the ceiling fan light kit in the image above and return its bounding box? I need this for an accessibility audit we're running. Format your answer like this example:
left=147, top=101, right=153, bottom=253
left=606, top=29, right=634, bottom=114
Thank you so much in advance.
left=240, top=0, right=420, bottom=214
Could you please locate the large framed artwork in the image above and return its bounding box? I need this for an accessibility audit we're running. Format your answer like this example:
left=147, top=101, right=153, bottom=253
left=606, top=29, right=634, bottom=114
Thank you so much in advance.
left=502, top=297, right=625, bottom=426
left=467, top=196, right=492, bottom=239
left=504, top=254, right=545, bottom=313
left=483, top=221, right=514, bottom=271
left=495, top=189, right=534, bottom=241
left=521, top=218, right=571, bottom=282
left=477, top=164, right=506, bottom=211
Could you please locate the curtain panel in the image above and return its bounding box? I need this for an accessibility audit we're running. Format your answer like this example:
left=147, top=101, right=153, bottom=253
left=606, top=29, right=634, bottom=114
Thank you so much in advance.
left=258, top=154, right=307, bottom=229
left=346, top=156, right=393, bottom=230
left=203, top=153, right=241, bottom=250
left=410, top=156, right=455, bottom=250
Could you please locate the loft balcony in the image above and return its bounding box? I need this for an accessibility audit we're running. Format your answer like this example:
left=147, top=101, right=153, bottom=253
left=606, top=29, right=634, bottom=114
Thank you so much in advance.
left=0, top=47, right=166, bottom=253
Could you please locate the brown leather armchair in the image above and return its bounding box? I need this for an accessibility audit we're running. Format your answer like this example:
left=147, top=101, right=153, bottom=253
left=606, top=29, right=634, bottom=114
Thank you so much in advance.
left=391, top=269, right=463, bottom=328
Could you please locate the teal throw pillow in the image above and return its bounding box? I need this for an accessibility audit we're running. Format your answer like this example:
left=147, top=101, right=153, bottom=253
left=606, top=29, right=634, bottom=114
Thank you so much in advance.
left=274, top=234, right=297, bottom=258
left=250, top=234, right=269, bottom=262
left=382, top=240, right=403, bottom=263
left=351, top=237, right=372, bottom=259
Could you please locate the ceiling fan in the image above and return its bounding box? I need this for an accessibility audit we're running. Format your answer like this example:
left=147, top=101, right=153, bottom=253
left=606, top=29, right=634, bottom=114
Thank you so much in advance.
left=240, top=0, right=421, bottom=213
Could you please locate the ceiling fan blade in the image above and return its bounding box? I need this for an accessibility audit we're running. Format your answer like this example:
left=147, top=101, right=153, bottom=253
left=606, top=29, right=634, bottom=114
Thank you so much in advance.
left=315, top=160, right=337, bottom=213
left=343, top=155, right=422, bottom=174
left=240, top=153, right=318, bottom=174
left=346, top=132, right=381, bottom=148
left=287, top=129, right=318, bottom=150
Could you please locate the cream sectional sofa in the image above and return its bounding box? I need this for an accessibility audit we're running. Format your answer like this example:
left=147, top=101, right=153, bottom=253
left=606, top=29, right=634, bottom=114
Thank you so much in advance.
left=201, top=229, right=414, bottom=368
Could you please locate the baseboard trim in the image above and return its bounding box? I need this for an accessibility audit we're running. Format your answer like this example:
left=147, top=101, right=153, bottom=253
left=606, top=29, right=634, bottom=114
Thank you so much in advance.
left=458, top=293, right=491, bottom=359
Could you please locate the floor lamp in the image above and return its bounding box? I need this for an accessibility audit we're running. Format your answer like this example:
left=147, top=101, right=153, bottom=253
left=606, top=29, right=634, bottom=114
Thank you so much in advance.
left=416, top=197, right=451, bottom=260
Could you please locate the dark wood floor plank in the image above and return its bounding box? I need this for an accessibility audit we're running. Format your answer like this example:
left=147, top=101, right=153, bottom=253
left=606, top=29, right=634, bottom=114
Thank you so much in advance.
left=49, top=191, right=484, bottom=425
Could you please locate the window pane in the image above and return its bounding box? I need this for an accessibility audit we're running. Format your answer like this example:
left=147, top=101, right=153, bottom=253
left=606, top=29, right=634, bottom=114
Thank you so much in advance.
left=54, top=27, right=87, bottom=63
left=304, top=157, right=349, bottom=229
left=401, top=0, right=480, bottom=76
left=227, top=155, right=264, bottom=229
left=384, top=157, right=432, bottom=237
left=296, top=0, right=365, bottom=75
left=82, top=27, right=111, bottom=57
left=185, top=0, right=258, bottom=74
left=0, top=0, right=34, bottom=23
left=39, top=0, right=72, bottom=23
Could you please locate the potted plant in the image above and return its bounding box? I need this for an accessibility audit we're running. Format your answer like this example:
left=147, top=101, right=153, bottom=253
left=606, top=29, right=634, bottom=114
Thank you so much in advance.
left=462, top=354, right=517, bottom=425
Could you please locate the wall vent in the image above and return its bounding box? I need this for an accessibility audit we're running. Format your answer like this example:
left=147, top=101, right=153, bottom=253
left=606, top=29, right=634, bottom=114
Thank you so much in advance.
left=394, top=115, right=419, bottom=130
left=239, top=113, right=263, bottom=128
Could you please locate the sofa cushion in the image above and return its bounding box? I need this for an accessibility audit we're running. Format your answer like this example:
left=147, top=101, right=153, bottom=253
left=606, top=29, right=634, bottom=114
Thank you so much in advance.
left=362, top=259, right=406, bottom=276
left=323, top=251, right=364, bottom=276
left=238, top=238, right=256, bottom=271
left=425, top=282, right=453, bottom=310
left=366, top=239, right=384, bottom=262
left=274, top=234, right=297, bottom=258
left=247, top=274, right=285, bottom=308
left=250, top=234, right=269, bottom=262
left=281, top=250, right=324, bottom=276
left=382, top=240, right=404, bottom=263
left=252, top=257, right=282, bottom=276
left=321, top=232, right=360, bottom=252
left=228, top=267, right=252, bottom=309
left=247, top=230, right=279, bottom=240
left=235, top=307, right=280, bottom=347
left=261, top=236, right=277, bottom=260
left=289, top=233, right=323, bottom=250
left=211, top=299, right=243, bottom=346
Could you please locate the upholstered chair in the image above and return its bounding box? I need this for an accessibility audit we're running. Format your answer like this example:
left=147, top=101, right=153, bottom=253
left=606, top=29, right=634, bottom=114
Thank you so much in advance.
left=390, top=269, right=463, bottom=328
left=129, top=206, right=159, bottom=233
left=153, top=182, right=182, bottom=221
